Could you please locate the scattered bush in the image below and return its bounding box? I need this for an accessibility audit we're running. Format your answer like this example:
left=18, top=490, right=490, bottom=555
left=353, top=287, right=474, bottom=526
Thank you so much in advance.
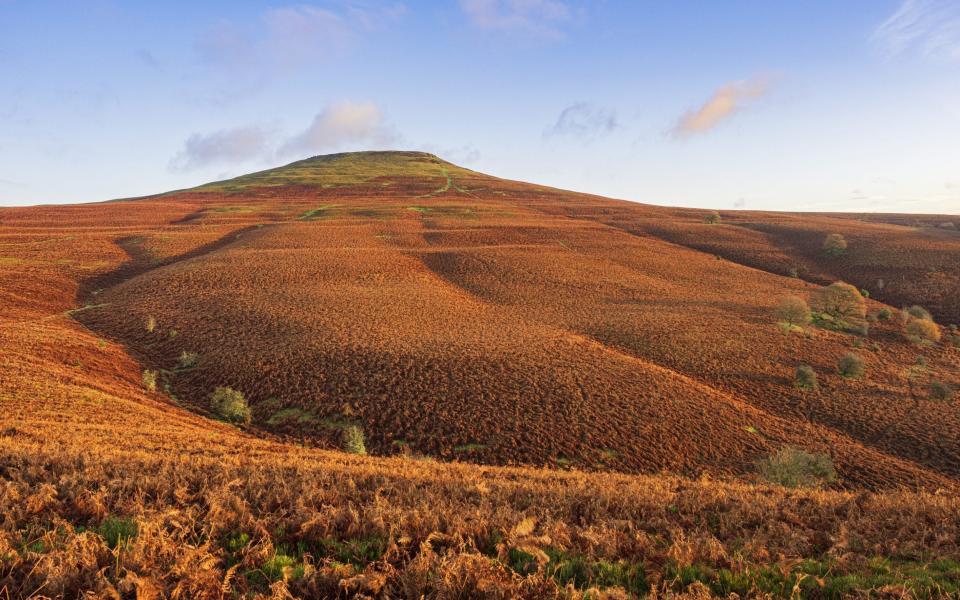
left=142, top=370, right=157, bottom=392
left=775, top=296, right=811, bottom=330
left=178, top=351, right=198, bottom=369
left=822, top=233, right=847, bottom=257
left=758, top=447, right=837, bottom=488
left=811, top=282, right=866, bottom=331
left=837, top=353, right=865, bottom=379
left=210, top=387, right=251, bottom=424
left=794, top=365, right=818, bottom=391
left=940, top=221, right=957, bottom=230
left=903, top=305, right=933, bottom=322
left=704, top=211, right=721, bottom=224
left=342, top=424, right=367, bottom=455
left=145, top=315, right=156, bottom=333
left=929, top=381, right=954, bottom=402
left=905, top=317, right=941, bottom=344
left=876, top=307, right=893, bottom=321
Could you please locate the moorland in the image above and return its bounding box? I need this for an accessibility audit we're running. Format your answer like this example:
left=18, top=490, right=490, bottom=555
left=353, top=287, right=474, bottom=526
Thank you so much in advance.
left=1, top=151, right=959, bottom=598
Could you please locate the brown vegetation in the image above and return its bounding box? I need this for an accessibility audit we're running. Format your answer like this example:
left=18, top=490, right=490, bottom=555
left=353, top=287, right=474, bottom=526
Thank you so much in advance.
left=1, top=151, right=960, bottom=596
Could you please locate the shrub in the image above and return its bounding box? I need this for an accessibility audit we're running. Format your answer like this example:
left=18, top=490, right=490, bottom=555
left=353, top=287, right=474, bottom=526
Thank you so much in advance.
left=788, top=267, right=799, bottom=278
left=903, top=305, right=933, bottom=322
left=775, top=296, right=811, bottom=329
left=811, top=282, right=866, bottom=330
left=178, top=351, right=198, bottom=369
left=794, top=365, right=818, bottom=391
left=758, top=447, right=837, bottom=488
left=210, top=387, right=251, bottom=424
left=876, top=307, right=893, bottom=321
left=145, top=315, right=156, bottom=333
left=342, top=424, right=367, bottom=455
left=822, top=233, right=847, bottom=256
left=860, top=289, right=870, bottom=298
left=837, top=353, right=865, bottom=379
left=905, top=318, right=941, bottom=344
left=142, top=370, right=157, bottom=392
left=704, top=211, right=721, bottom=224
left=929, top=381, right=954, bottom=402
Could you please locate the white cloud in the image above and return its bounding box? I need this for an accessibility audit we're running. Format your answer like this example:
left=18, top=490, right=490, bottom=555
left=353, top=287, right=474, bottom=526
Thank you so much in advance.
left=171, top=99, right=405, bottom=170
left=873, top=0, right=960, bottom=62
left=460, top=0, right=573, bottom=38
left=544, top=102, right=619, bottom=140
left=671, top=77, right=771, bottom=138
left=169, top=125, right=277, bottom=172
left=280, top=101, right=398, bottom=156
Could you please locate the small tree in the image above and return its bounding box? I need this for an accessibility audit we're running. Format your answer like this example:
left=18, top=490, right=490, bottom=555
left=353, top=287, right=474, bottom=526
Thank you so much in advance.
left=704, top=211, right=721, bottom=224
left=776, top=296, right=811, bottom=329
left=822, top=233, right=847, bottom=257
left=837, top=353, right=865, bottom=379
left=905, top=318, right=941, bottom=344
left=142, top=369, right=157, bottom=392
left=758, top=447, right=837, bottom=488
left=929, top=381, right=954, bottom=402
left=811, top=282, right=866, bottom=330
left=795, top=365, right=818, bottom=391
left=210, top=387, right=251, bottom=424
left=342, top=424, right=367, bottom=455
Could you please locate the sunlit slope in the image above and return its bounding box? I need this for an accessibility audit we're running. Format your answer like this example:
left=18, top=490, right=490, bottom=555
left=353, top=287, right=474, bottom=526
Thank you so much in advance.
left=55, top=151, right=960, bottom=490
left=4, top=152, right=960, bottom=597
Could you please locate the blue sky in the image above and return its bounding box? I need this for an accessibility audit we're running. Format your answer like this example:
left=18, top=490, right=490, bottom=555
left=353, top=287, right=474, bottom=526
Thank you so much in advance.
left=1, top=0, right=958, bottom=213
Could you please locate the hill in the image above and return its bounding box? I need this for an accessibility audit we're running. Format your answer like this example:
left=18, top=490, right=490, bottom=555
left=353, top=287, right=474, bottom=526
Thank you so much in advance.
left=1, top=151, right=959, bottom=598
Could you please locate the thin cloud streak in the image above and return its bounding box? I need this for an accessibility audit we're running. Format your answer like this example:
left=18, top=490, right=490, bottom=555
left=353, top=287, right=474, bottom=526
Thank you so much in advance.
left=671, top=76, right=772, bottom=138
left=460, top=0, right=573, bottom=38
left=873, top=0, right=960, bottom=62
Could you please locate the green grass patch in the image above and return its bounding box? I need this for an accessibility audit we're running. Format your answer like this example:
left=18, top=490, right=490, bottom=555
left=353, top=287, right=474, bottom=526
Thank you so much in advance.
left=506, top=547, right=649, bottom=596
left=665, top=557, right=960, bottom=599
left=97, top=516, right=138, bottom=549
left=298, top=204, right=338, bottom=220
left=453, top=442, right=488, bottom=453
left=267, top=407, right=321, bottom=426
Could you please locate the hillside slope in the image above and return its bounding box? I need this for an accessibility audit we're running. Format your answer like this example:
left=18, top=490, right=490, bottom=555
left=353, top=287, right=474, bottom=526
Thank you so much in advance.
left=2, top=151, right=960, bottom=597
left=51, top=151, right=959, bottom=490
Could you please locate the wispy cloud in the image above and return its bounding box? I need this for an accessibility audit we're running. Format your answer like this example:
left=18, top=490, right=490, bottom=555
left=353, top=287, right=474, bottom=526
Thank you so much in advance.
left=544, top=102, right=619, bottom=141
left=195, top=2, right=406, bottom=94
left=460, top=0, right=574, bottom=38
left=169, top=125, right=277, bottom=172
left=280, top=101, right=398, bottom=156
left=872, top=0, right=960, bottom=62
left=170, top=101, right=399, bottom=171
left=135, top=49, right=161, bottom=70
left=671, top=76, right=771, bottom=138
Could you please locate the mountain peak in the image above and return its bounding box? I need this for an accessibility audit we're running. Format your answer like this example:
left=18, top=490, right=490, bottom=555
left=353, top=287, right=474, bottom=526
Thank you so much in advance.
left=198, top=150, right=466, bottom=193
